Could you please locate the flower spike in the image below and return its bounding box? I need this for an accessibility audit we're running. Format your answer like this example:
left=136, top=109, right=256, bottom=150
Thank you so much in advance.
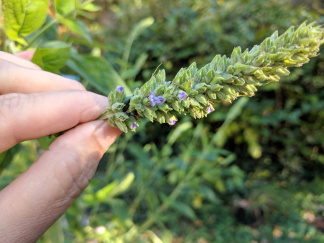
left=100, top=22, right=324, bottom=133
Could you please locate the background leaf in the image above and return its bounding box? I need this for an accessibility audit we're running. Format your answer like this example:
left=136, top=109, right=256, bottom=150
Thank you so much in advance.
left=31, top=46, right=44, bottom=69
left=122, top=17, right=154, bottom=72
left=67, top=53, right=131, bottom=95
left=161, top=194, right=197, bottom=220
left=58, top=17, right=91, bottom=42
left=54, top=0, right=76, bottom=16
left=2, top=0, right=49, bottom=44
left=31, top=41, right=71, bottom=73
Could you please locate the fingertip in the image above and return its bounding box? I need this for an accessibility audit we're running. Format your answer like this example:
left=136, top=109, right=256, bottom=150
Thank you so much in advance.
left=51, top=120, right=122, bottom=156
left=60, top=76, right=86, bottom=91
left=0, top=51, right=40, bottom=70
left=92, top=121, right=123, bottom=153
left=14, top=50, right=35, bottom=61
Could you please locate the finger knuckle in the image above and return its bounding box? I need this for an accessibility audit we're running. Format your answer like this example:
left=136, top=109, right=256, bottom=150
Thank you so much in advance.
left=52, top=150, right=92, bottom=201
left=0, top=93, right=30, bottom=145
left=1, top=92, right=32, bottom=110
left=72, top=81, right=86, bottom=91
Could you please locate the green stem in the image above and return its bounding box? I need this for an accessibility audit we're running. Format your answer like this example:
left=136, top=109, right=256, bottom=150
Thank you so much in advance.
left=23, top=19, right=58, bottom=50
left=125, top=161, right=201, bottom=240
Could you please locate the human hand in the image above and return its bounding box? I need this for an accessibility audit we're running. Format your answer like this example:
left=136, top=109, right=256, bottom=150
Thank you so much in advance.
left=0, top=51, right=122, bottom=242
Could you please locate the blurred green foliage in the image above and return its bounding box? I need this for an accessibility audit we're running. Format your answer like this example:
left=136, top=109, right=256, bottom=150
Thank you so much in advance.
left=1, top=0, right=324, bottom=242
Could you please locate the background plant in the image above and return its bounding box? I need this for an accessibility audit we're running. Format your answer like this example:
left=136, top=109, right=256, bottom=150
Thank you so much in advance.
left=1, top=0, right=324, bottom=242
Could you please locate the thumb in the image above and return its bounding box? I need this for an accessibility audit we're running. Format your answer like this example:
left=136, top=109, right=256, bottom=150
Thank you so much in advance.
left=0, top=120, right=122, bottom=243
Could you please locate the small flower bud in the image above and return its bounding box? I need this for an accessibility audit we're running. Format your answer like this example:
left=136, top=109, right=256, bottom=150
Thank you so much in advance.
left=131, top=123, right=138, bottom=129
left=155, top=96, right=167, bottom=104
left=178, top=91, right=187, bottom=101
left=170, top=119, right=177, bottom=125
left=148, top=92, right=156, bottom=107
left=206, top=107, right=214, bottom=114
left=116, top=86, right=124, bottom=93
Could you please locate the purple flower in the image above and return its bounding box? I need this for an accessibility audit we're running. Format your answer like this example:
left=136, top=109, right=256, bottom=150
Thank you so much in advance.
left=131, top=123, right=138, bottom=129
left=148, top=92, right=156, bottom=107
left=147, top=92, right=167, bottom=106
left=206, top=107, right=214, bottom=114
left=170, top=119, right=177, bottom=125
left=116, top=86, right=124, bottom=93
left=178, top=91, right=187, bottom=101
left=155, top=96, right=166, bottom=104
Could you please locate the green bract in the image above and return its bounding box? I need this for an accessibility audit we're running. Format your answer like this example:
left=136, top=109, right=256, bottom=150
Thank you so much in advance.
left=100, top=22, right=324, bottom=133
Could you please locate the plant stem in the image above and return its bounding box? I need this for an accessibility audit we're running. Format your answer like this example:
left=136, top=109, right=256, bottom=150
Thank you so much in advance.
left=23, top=19, right=58, bottom=50
left=125, top=161, right=201, bottom=240
left=130, top=124, right=203, bottom=236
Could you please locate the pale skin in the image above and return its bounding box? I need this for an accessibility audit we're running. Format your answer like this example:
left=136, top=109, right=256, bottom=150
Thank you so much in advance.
left=0, top=51, right=122, bottom=242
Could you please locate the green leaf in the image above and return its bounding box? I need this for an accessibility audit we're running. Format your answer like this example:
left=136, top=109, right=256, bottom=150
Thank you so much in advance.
left=109, top=172, right=135, bottom=198
left=109, top=199, right=130, bottom=221
left=121, top=53, right=148, bottom=80
left=58, top=16, right=91, bottom=42
left=80, top=2, right=101, bottom=12
left=197, top=185, right=220, bottom=203
left=0, top=151, right=9, bottom=175
left=31, top=46, right=44, bottom=69
left=96, top=181, right=118, bottom=202
left=54, top=0, right=76, bottom=16
left=37, top=136, right=56, bottom=150
left=95, top=173, right=134, bottom=202
left=122, top=17, right=154, bottom=71
left=0, top=144, right=20, bottom=176
left=167, top=122, right=192, bottom=146
left=2, top=0, right=49, bottom=44
left=213, top=97, right=249, bottom=147
left=42, top=219, right=64, bottom=243
left=161, top=194, right=197, bottom=220
left=67, top=53, right=131, bottom=95
left=31, top=41, right=71, bottom=73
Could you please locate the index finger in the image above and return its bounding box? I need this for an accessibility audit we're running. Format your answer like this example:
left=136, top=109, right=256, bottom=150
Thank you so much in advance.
left=0, top=59, right=85, bottom=94
left=0, top=90, right=108, bottom=152
left=14, top=50, right=36, bottom=62
left=0, top=51, right=39, bottom=70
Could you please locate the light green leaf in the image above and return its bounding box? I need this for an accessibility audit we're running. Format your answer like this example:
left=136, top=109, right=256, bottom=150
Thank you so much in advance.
left=167, top=122, right=192, bottom=146
left=81, top=2, right=101, bottom=12
left=67, top=53, right=131, bottom=95
left=37, top=136, right=56, bottom=151
left=213, top=97, right=249, bottom=147
left=58, top=16, right=91, bottom=42
left=31, top=46, right=44, bottom=69
left=54, top=0, right=76, bottom=16
left=121, top=53, right=148, bottom=80
left=2, top=0, right=49, bottom=44
left=31, top=41, right=71, bottom=73
left=109, top=172, right=135, bottom=197
left=96, top=181, right=118, bottom=202
left=122, top=17, right=154, bottom=72
left=42, top=219, right=64, bottom=243
left=95, top=173, right=134, bottom=202
left=108, top=199, right=130, bottom=220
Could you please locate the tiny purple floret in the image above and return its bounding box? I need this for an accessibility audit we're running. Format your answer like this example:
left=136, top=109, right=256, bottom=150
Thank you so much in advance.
left=206, top=107, right=214, bottom=114
left=148, top=92, right=156, bottom=106
left=155, top=96, right=166, bottom=104
left=148, top=92, right=166, bottom=106
left=170, top=119, right=177, bottom=126
left=178, top=91, right=187, bottom=101
left=116, top=86, right=124, bottom=93
left=131, top=123, right=138, bottom=129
